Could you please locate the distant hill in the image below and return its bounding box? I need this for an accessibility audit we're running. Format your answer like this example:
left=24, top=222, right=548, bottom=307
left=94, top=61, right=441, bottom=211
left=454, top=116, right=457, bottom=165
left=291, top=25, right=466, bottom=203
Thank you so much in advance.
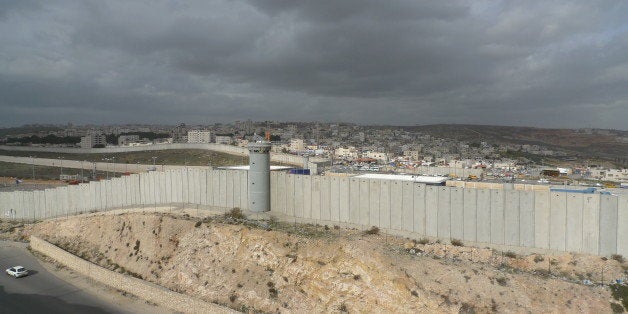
left=406, top=124, right=628, bottom=161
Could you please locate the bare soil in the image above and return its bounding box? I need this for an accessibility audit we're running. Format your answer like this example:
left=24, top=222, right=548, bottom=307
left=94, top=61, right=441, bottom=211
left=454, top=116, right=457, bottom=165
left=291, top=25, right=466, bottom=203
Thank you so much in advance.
left=5, top=212, right=628, bottom=313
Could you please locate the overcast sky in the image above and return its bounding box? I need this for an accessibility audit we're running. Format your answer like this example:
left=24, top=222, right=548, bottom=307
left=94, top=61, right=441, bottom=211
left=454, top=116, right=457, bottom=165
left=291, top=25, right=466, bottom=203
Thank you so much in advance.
left=1, top=1, right=627, bottom=129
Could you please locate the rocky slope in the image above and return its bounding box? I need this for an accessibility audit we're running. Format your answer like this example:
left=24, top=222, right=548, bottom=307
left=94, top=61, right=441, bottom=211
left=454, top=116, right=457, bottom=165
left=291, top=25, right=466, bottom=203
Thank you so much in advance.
left=13, top=212, right=627, bottom=313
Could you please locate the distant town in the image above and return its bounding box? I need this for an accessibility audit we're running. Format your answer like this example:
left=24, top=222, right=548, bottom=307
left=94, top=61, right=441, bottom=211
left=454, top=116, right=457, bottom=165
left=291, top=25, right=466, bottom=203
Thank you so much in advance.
left=1, top=121, right=627, bottom=187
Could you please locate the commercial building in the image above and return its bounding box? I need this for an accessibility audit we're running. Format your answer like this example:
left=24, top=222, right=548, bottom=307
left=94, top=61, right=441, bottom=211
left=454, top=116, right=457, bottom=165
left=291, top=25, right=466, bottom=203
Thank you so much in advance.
left=187, top=130, right=211, bottom=144
left=171, top=123, right=188, bottom=143
left=80, top=134, right=107, bottom=148
left=215, top=135, right=232, bottom=145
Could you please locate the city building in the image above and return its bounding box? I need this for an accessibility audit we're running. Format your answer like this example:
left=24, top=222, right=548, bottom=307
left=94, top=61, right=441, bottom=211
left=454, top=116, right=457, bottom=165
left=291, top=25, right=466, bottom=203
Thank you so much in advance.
left=118, top=135, right=140, bottom=146
left=80, top=134, right=107, bottom=148
left=290, top=139, right=305, bottom=151
left=215, top=135, right=232, bottom=145
left=171, top=123, right=188, bottom=143
left=187, top=130, right=211, bottom=144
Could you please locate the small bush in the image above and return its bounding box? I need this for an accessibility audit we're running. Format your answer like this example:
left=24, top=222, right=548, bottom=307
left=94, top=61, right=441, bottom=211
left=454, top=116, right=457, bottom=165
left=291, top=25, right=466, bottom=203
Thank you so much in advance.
left=450, top=239, right=464, bottom=247
left=496, top=277, right=508, bottom=286
left=364, top=226, right=380, bottom=235
left=459, top=302, right=477, bottom=314
left=410, top=290, right=418, bottom=297
left=339, top=303, right=348, bottom=312
left=611, top=254, right=625, bottom=264
left=353, top=274, right=361, bottom=280
left=268, top=288, right=278, bottom=299
left=534, top=255, right=545, bottom=263
left=194, top=221, right=202, bottom=228
left=229, top=294, right=237, bottom=302
left=610, top=283, right=628, bottom=310
left=417, top=238, right=430, bottom=245
left=504, top=251, right=517, bottom=258
left=226, top=207, right=245, bottom=220
left=611, top=303, right=624, bottom=313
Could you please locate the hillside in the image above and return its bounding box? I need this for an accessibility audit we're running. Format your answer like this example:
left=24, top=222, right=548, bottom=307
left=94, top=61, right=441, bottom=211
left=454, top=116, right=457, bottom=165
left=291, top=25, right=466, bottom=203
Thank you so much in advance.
left=409, top=124, right=628, bottom=160
left=4, top=210, right=625, bottom=313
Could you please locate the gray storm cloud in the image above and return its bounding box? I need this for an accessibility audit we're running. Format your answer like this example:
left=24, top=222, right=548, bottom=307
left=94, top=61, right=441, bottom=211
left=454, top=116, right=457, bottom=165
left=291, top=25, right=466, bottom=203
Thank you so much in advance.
left=0, top=0, right=627, bottom=129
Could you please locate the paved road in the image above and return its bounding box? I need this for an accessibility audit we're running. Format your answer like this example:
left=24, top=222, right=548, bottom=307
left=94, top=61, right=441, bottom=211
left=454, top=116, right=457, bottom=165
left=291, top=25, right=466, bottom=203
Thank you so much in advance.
left=0, top=241, right=138, bottom=314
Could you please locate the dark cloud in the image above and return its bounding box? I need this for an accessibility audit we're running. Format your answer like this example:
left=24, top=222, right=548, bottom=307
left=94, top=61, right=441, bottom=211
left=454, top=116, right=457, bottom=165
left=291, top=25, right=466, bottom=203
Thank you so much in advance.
left=0, top=0, right=627, bottom=129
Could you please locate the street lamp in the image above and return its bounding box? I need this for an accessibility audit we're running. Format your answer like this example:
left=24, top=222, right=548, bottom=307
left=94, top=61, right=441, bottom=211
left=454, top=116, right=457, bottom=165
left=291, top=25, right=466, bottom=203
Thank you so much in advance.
left=151, top=157, right=157, bottom=168
left=102, top=157, right=110, bottom=179
left=58, top=157, right=64, bottom=176
left=30, top=156, right=35, bottom=180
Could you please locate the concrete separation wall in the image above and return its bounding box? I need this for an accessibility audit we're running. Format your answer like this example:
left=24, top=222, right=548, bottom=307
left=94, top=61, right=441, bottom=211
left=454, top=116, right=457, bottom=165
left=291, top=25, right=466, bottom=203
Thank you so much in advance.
left=269, top=172, right=626, bottom=257
left=29, top=236, right=235, bottom=314
left=1, top=169, right=625, bottom=257
left=0, top=143, right=327, bottom=167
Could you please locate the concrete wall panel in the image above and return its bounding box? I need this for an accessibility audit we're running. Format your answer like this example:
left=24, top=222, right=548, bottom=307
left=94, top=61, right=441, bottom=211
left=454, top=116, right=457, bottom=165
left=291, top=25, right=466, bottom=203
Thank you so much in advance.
left=437, top=186, right=451, bottom=239
left=566, top=193, right=584, bottom=252
left=330, top=177, right=340, bottom=222
left=463, top=188, right=477, bottom=242
left=534, top=190, right=550, bottom=249
left=311, top=176, right=322, bottom=220
left=348, top=178, right=360, bottom=224
left=321, top=177, right=332, bottom=221
left=276, top=172, right=286, bottom=214
left=218, top=170, right=227, bottom=207
left=413, top=184, right=426, bottom=235
left=402, top=182, right=414, bottom=233
left=519, top=190, right=535, bottom=247
left=286, top=174, right=295, bottom=217
left=476, top=189, right=491, bottom=243
left=618, top=195, right=628, bottom=256
left=549, top=192, right=567, bottom=251
left=369, top=180, right=381, bottom=226
left=504, top=190, right=520, bottom=246
left=390, top=181, right=403, bottom=230
left=582, top=194, right=600, bottom=254
left=303, top=175, right=313, bottom=219
left=379, top=180, right=391, bottom=229
left=425, top=186, right=438, bottom=237
left=294, top=175, right=304, bottom=218
left=490, top=189, right=504, bottom=245
left=337, top=177, right=349, bottom=222
left=450, top=187, right=464, bottom=240
left=225, top=170, right=234, bottom=208
left=359, top=179, right=370, bottom=226
left=240, top=170, right=248, bottom=209
left=270, top=172, right=277, bottom=212
left=599, top=195, right=618, bottom=256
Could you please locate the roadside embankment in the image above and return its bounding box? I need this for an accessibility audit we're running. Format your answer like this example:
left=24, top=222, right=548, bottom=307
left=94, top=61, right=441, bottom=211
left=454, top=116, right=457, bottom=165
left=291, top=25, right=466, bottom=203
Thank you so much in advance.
left=29, top=235, right=235, bottom=314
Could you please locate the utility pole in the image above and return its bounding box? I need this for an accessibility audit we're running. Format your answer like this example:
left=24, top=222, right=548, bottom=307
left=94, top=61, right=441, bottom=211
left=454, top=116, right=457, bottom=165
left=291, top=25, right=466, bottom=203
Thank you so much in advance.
left=30, top=156, right=35, bottom=180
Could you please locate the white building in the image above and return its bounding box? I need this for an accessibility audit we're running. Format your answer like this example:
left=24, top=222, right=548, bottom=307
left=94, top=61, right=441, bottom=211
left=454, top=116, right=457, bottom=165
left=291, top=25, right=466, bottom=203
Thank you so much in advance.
left=335, top=147, right=358, bottom=159
left=365, top=151, right=389, bottom=163
left=290, top=139, right=305, bottom=151
left=215, top=135, right=232, bottom=145
left=187, top=130, right=211, bottom=144
left=80, top=134, right=107, bottom=148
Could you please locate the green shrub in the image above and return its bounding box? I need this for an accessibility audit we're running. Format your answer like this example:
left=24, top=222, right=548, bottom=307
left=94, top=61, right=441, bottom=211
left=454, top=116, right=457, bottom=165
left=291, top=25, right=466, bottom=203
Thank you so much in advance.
left=504, top=251, right=517, bottom=258
left=450, top=239, right=464, bottom=246
left=611, top=254, right=625, bottom=264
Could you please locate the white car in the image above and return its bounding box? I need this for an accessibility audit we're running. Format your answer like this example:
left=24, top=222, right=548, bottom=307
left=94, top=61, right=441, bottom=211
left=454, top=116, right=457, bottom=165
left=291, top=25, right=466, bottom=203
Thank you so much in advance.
left=6, top=266, right=29, bottom=278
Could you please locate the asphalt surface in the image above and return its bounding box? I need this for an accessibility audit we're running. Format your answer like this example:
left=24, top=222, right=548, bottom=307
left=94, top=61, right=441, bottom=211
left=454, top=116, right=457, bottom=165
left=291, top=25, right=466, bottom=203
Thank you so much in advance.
left=0, top=241, right=134, bottom=314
